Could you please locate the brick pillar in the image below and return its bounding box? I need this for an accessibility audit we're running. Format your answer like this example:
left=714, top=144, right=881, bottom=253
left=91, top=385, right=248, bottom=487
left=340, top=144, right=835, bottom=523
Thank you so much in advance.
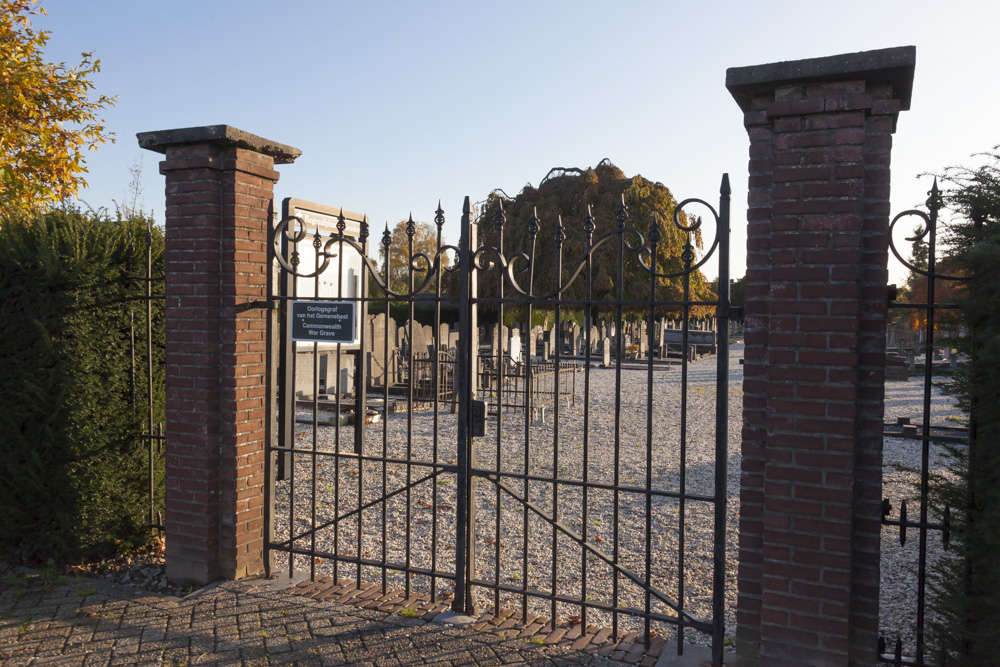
left=726, top=48, right=915, bottom=665
left=137, top=125, right=301, bottom=586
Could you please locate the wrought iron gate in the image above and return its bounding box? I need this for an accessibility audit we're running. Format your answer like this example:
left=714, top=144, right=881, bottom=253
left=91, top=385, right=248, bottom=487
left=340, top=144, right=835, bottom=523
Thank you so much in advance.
left=879, top=181, right=971, bottom=666
left=265, top=176, right=732, bottom=664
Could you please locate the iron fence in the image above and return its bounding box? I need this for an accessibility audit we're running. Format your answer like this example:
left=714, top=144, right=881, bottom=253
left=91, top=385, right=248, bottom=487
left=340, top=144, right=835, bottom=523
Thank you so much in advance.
left=880, top=181, right=970, bottom=666
left=478, top=357, right=578, bottom=418
left=125, top=220, right=166, bottom=535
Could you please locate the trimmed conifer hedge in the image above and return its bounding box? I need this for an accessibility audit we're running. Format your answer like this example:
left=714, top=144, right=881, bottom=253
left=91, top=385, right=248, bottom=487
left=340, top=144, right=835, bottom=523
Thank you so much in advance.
left=0, top=208, right=164, bottom=563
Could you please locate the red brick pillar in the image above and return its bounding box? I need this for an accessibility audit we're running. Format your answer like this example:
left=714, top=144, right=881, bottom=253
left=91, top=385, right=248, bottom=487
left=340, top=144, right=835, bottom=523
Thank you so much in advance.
left=726, top=48, right=915, bottom=665
left=138, top=125, right=300, bottom=586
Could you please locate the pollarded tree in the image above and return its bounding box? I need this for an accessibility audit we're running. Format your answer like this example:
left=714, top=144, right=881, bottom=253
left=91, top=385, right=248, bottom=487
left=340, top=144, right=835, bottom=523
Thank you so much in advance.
left=0, top=0, right=116, bottom=217
left=476, top=160, right=717, bottom=320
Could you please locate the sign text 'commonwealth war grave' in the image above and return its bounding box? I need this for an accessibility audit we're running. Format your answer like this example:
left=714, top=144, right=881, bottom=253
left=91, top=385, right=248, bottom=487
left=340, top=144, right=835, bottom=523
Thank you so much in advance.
left=289, top=301, right=357, bottom=344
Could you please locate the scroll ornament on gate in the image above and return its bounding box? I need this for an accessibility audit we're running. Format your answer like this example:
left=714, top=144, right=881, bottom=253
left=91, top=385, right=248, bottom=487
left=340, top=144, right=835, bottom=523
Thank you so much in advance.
left=471, top=193, right=725, bottom=300
left=273, top=209, right=459, bottom=298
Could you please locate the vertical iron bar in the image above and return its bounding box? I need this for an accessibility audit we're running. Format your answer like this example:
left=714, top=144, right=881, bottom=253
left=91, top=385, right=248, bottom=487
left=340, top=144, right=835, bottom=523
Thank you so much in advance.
left=551, top=216, right=565, bottom=625
left=678, top=231, right=692, bottom=652
left=128, top=229, right=136, bottom=415
left=454, top=197, right=475, bottom=613
left=712, top=175, right=731, bottom=667
left=311, top=228, right=322, bottom=582
left=145, top=223, right=155, bottom=531
left=644, top=215, right=660, bottom=647
left=520, top=208, right=539, bottom=621
left=277, top=205, right=295, bottom=483
left=333, top=215, right=347, bottom=583
left=581, top=205, right=595, bottom=630
left=356, top=215, right=369, bottom=587
left=405, top=214, right=416, bottom=599
left=433, top=203, right=445, bottom=602
left=613, top=197, right=627, bottom=637
left=285, top=221, right=298, bottom=579
left=916, top=183, right=941, bottom=664
left=355, top=215, right=368, bottom=459
left=381, top=224, right=392, bottom=593
left=264, top=200, right=277, bottom=576
left=494, top=202, right=507, bottom=615
left=467, top=206, right=479, bottom=611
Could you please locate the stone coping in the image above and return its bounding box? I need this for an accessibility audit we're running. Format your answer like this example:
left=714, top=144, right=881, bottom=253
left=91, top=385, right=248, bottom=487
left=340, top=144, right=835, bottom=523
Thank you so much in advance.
left=137, top=124, right=302, bottom=164
left=726, top=45, right=916, bottom=112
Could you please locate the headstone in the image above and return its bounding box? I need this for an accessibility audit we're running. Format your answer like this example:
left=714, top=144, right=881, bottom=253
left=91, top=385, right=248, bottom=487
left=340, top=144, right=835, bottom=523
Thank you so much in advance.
left=440, top=322, right=451, bottom=350
left=407, top=322, right=424, bottom=358
left=368, top=313, right=388, bottom=386
left=488, top=324, right=499, bottom=356
left=602, top=338, right=610, bottom=367
left=509, top=335, right=522, bottom=364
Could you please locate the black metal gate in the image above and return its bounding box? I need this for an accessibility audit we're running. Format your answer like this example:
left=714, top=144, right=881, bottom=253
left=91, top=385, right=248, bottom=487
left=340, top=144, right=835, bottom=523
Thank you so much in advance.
left=880, top=181, right=971, bottom=666
left=265, top=176, right=732, bottom=664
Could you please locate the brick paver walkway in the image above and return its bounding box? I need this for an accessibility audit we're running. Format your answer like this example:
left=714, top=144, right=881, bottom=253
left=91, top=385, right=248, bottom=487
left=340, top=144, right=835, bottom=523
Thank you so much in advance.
left=0, top=571, right=644, bottom=666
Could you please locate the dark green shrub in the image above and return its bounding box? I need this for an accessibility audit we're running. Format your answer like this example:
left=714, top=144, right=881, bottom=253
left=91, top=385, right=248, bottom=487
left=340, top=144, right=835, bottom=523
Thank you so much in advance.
left=0, top=208, right=164, bottom=563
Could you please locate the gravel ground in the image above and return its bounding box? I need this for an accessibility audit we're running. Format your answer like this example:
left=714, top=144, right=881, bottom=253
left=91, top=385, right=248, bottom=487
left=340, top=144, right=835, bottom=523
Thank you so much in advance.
left=880, top=371, right=964, bottom=654
left=273, top=344, right=965, bottom=652
left=274, top=347, right=741, bottom=648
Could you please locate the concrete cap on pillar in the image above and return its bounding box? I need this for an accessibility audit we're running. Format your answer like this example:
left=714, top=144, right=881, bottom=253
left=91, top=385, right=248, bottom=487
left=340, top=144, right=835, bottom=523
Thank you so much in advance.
left=726, top=45, right=916, bottom=112
left=137, top=124, right=302, bottom=164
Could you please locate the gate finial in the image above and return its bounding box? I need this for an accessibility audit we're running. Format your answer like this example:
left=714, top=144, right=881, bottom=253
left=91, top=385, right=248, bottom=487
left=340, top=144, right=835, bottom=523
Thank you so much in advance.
left=616, top=194, right=629, bottom=229
left=584, top=204, right=596, bottom=238
left=528, top=206, right=540, bottom=237
left=406, top=212, right=416, bottom=239
left=435, top=200, right=445, bottom=230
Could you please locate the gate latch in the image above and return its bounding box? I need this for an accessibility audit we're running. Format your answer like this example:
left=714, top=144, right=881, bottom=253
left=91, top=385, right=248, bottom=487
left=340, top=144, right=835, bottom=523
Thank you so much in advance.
left=471, top=400, right=486, bottom=438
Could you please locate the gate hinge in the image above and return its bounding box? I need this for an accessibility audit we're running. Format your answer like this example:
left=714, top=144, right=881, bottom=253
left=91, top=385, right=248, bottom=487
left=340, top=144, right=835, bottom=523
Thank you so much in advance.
left=727, top=306, right=745, bottom=320
left=471, top=400, right=486, bottom=438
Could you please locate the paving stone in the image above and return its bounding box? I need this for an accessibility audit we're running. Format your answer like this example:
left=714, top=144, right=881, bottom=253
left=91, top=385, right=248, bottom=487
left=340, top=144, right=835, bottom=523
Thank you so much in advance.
left=0, top=574, right=641, bottom=667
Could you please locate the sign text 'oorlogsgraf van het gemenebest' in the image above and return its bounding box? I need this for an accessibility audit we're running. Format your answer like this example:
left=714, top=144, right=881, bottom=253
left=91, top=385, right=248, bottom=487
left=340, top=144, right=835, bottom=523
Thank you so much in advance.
left=289, top=301, right=357, bottom=344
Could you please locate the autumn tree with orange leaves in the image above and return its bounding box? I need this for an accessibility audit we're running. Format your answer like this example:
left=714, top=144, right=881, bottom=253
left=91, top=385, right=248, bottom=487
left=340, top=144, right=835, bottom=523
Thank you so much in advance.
left=0, top=0, right=115, bottom=218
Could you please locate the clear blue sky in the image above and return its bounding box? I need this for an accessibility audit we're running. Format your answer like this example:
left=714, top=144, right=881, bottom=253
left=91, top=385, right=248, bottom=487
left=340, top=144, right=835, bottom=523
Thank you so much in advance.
left=40, top=0, right=999, bottom=284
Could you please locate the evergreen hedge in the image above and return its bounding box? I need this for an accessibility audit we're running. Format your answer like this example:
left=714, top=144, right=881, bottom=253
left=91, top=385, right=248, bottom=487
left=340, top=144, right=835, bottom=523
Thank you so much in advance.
left=0, top=208, right=164, bottom=563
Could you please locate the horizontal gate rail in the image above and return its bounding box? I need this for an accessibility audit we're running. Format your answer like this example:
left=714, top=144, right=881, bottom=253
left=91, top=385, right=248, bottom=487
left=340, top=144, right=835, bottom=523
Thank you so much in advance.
left=467, top=467, right=717, bottom=503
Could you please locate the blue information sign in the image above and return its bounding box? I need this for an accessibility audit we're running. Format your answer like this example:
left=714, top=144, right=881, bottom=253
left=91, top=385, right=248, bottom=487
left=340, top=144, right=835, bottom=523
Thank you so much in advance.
left=289, top=301, right=356, bottom=344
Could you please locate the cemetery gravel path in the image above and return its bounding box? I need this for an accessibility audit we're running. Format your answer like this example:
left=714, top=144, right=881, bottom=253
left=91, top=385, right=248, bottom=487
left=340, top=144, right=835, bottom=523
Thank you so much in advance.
left=274, top=343, right=961, bottom=651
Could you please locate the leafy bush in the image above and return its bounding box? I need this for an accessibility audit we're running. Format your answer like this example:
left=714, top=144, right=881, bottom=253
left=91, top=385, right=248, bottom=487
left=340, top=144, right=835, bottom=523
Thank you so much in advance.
left=0, top=208, right=164, bottom=563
